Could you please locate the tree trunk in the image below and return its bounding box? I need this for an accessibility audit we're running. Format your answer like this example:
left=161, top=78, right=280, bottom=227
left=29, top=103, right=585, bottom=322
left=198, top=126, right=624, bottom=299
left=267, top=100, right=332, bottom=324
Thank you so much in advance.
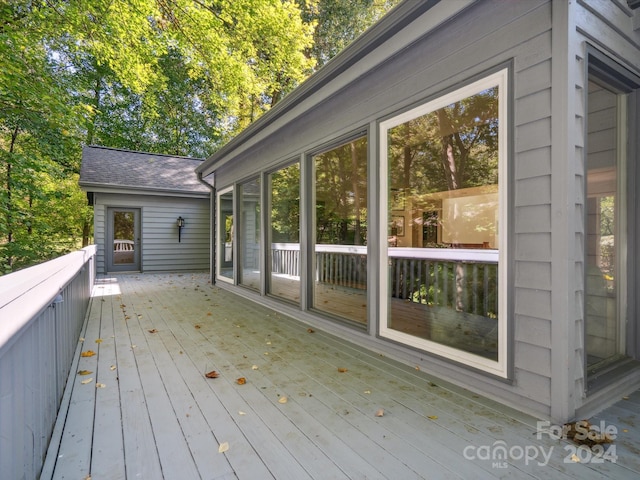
left=4, top=126, right=20, bottom=268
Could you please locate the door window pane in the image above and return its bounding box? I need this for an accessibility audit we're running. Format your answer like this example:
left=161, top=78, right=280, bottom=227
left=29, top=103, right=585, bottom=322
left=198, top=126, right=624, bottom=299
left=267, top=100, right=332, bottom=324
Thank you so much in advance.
left=268, top=163, right=300, bottom=303
left=313, top=136, right=368, bottom=325
left=239, top=178, right=261, bottom=290
left=113, top=211, right=135, bottom=265
left=218, top=189, right=234, bottom=281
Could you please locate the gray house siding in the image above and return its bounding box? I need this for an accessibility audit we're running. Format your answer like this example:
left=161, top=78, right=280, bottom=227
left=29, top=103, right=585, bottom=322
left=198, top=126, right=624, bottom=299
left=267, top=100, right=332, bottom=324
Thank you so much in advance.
left=213, top=0, right=558, bottom=417
left=199, top=0, right=640, bottom=421
left=93, top=193, right=210, bottom=274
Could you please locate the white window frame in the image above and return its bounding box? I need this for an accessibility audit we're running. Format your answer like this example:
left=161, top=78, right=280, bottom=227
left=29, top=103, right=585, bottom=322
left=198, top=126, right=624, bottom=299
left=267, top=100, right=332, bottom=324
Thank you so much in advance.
left=378, top=68, right=509, bottom=377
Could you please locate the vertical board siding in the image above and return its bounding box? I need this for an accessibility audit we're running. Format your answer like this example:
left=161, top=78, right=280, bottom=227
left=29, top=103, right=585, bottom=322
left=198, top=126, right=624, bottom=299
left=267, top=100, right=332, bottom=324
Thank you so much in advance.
left=94, top=193, right=210, bottom=273
left=0, top=248, right=96, bottom=480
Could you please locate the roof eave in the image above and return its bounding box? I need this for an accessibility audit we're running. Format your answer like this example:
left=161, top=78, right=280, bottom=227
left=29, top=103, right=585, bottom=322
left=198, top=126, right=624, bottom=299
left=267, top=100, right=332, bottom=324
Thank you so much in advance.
left=79, top=182, right=210, bottom=199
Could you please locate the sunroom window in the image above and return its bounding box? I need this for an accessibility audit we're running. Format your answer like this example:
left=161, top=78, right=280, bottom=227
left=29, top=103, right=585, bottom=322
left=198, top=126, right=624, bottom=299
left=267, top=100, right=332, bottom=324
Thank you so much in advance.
left=268, top=162, right=301, bottom=304
left=312, top=136, right=368, bottom=325
left=217, top=187, right=234, bottom=283
left=239, top=177, right=261, bottom=291
left=379, top=69, right=508, bottom=376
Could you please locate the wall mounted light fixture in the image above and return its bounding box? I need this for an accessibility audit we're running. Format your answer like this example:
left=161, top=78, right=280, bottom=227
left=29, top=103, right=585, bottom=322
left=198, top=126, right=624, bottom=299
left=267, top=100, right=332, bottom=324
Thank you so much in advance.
left=177, top=216, right=185, bottom=242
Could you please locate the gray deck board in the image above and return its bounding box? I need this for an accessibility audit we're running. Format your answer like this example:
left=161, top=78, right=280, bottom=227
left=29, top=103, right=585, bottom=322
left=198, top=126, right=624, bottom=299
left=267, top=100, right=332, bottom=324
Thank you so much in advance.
left=42, top=273, right=640, bottom=480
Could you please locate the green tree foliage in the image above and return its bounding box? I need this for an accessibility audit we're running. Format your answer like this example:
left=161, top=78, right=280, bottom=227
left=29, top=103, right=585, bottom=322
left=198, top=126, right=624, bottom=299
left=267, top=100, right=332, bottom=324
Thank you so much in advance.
left=0, top=0, right=399, bottom=273
left=302, top=0, right=402, bottom=67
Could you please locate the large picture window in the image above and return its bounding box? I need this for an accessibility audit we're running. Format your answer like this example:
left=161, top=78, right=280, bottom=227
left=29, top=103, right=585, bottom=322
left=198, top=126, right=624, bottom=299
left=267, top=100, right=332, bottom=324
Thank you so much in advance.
left=312, top=136, right=368, bottom=325
left=268, top=162, right=301, bottom=303
left=239, top=178, right=260, bottom=291
left=379, top=69, right=508, bottom=376
left=217, top=187, right=234, bottom=283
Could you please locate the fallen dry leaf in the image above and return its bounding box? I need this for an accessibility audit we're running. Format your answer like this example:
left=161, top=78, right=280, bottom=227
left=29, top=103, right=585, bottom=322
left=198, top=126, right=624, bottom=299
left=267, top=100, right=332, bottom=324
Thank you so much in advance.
left=207, top=312, right=212, bottom=316
left=238, top=411, right=247, bottom=416
left=110, top=365, right=117, bottom=371
left=278, top=396, right=288, bottom=404
left=375, top=409, right=384, bottom=417
left=79, top=337, right=85, bottom=343
left=251, top=365, right=258, bottom=370
left=96, top=383, right=106, bottom=388
left=218, top=442, right=229, bottom=453
left=77, top=370, right=93, bottom=376
left=307, top=328, right=315, bottom=333
left=81, top=350, right=96, bottom=357
left=148, top=329, right=158, bottom=334
left=194, top=324, right=201, bottom=329
left=337, top=368, right=348, bottom=373
left=81, top=378, right=93, bottom=385
left=95, top=338, right=103, bottom=344
left=427, top=415, right=438, bottom=420
left=205, top=371, right=220, bottom=379
left=236, top=377, right=247, bottom=385
left=364, top=390, right=371, bottom=394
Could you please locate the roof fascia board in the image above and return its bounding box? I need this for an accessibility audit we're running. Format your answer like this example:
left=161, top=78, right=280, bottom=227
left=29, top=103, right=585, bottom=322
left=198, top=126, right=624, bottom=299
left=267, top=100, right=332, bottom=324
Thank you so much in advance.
left=79, top=183, right=210, bottom=199
left=196, top=0, right=478, bottom=176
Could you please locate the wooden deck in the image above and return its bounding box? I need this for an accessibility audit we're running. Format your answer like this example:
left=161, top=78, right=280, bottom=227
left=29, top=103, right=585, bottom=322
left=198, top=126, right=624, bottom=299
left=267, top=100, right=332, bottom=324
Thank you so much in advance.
left=41, top=273, right=640, bottom=479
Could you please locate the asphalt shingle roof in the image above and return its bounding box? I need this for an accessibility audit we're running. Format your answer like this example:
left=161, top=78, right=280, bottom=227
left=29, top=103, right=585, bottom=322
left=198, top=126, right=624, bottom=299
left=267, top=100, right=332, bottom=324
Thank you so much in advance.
left=79, top=145, right=210, bottom=194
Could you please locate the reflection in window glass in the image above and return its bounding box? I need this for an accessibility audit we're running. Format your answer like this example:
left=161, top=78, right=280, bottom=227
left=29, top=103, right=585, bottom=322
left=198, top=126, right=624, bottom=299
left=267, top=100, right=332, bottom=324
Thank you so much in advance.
left=383, top=71, right=506, bottom=368
left=218, top=189, right=234, bottom=281
left=113, top=211, right=135, bottom=264
left=313, top=136, right=368, bottom=325
left=585, top=78, right=628, bottom=376
left=239, top=178, right=260, bottom=290
left=268, top=163, right=300, bottom=303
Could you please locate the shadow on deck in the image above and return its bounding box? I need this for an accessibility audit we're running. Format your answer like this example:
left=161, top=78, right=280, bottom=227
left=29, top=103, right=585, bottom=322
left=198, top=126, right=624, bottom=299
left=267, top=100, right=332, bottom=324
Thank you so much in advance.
left=41, top=273, right=640, bottom=479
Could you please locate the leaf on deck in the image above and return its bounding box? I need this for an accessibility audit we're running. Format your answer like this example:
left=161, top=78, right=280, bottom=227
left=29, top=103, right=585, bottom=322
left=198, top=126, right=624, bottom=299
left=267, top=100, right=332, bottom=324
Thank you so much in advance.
left=81, top=378, right=93, bottom=385
left=218, top=442, right=229, bottom=453
left=205, top=371, right=220, bottom=379
left=81, top=350, right=96, bottom=357
left=95, top=338, right=103, bottom=344
left=148, top=329, right=158, bottom=334
left=375, top=409, right=384, bottom=417
left=194, top=324, right=202, bottom=329
left=96, top=383, right=106, bottom=388
left=77, top=370, right=93, bottom=376
left=307, top=328, right=315, bottom=333
left=337, top=368, right=348, bottom=373
left=236, top=377, right=247, bottom=385
left=278, top=396, right=288, bottom=404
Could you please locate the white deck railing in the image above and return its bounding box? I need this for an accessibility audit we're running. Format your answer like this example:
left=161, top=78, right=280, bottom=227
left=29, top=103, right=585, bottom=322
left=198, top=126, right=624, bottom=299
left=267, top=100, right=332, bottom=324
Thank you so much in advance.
left=0, top=246, right=96, bottom=480
left=271, top=244, right=499, bottom=317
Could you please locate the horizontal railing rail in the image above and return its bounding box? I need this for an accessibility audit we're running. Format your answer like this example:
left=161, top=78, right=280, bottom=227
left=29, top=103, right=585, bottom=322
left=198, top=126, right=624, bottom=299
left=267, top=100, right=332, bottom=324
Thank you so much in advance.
left=270, top=244, right=498, bottom=316
left=0, top=246, right=96, bottom=480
